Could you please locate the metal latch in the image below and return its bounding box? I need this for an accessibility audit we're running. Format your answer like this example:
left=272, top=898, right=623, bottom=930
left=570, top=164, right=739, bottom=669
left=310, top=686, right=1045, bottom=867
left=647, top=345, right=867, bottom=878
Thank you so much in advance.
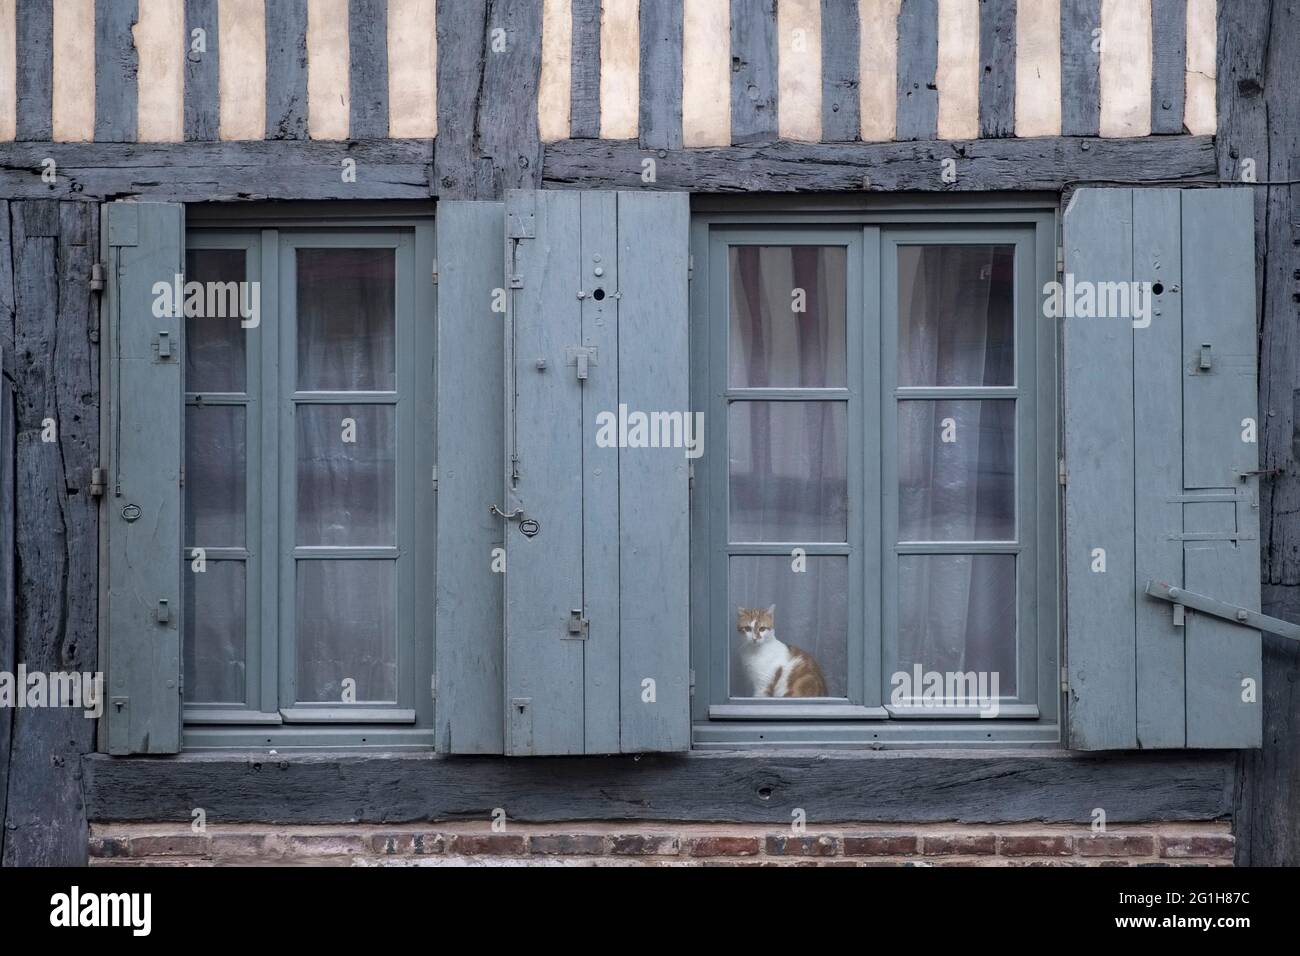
left=155, top=599, right=170, bottom=625
left=566, top=609, right=589, bottom=639
left=1145, top=580, right=1300, bottom=641
left=155, top=330, right=173, bottom=361
left=1198, top=343, right=1212, bottom=370
left=90, top=261, right=106, bottom=293
left=565, top=346, right=598, bottom=381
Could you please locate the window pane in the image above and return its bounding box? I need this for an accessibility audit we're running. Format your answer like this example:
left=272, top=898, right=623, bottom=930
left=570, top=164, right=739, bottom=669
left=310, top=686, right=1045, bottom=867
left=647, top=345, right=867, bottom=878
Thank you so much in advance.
left=898, top=400, right=1015, bottom=541
left=898, top=244, right=1014, bottom=387
left=185, top=405, right=246, bottom=547
left=729, top=245, right=847, bottom=388
left=729, top=401, right=848, bottom=542
left=296, top=560, right=397, bottom=703
left=296, top=404, right=396, bottom=546
left=897, top=554, right=1016, bottom=698
left=297, top=248, right=396, bottom=391
left=184, top=561, right=246, bottom=704
left=729, top=555, right=848, bottom=699
left=185, top=248, right=248, bottom=393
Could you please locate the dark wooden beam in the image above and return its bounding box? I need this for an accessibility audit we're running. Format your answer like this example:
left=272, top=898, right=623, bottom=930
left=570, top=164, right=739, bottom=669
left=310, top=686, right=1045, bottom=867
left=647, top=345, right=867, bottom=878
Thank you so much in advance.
left=639, top=0, right=683, bottom=149
left=1060, top=0, right=1101, bottom=136
left=569, top=0, right=601, bottom=139
left=1150, top=0, right=1186, bottom=135
left=978, top=0, right=1017, bottom=138
left=1218, top=0, right=1300, bottom=869
left=15, top=0, right=53, bottom=141
left=94, top=0, right=139, bottom=143
left=543, top=135, right=1218, bottom=192
left=1, top=201, right=99, bottom=867
left=265, top=0, right=309, bottom=140
left=0, top=140, right=434, bottom=202
left=184, top=0, right=220, bottom=141
left=349, top=0, right=390, bottom=139
left=83, top=750, right=1235, bottom=825
left=820, top=0, right=860, bottom=143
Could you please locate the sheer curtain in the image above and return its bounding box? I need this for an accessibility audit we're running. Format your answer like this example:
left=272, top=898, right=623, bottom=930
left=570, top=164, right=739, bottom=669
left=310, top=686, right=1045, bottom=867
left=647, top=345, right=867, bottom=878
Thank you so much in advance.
left=896, top=245, right=1016, bottom=694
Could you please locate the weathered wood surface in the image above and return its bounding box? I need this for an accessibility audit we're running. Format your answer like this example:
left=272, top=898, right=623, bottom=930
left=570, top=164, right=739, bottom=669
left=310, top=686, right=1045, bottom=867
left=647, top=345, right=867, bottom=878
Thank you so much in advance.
left=435, top=0, right=542, bottom=200
left=1149, top=0, right=1186, bottom=134
left=349, top=0, right=389, bottom=139
left=0, top=201, right=13, bottom=864
left=639, top=0, right=683, bottom=149
left=15, top=0, right=53, bottom=141
left=544, top=134, right=1217, bottom=192
left=82, top=750, right=1236, bottom=824
left=820, top=0, right=860, bottom=142
left=95, top=0, right=139, bottom=143
left=1060, top=0, right=1100, bottom=136
left=570, top=0, right=601, bottom=138
left=265, top=0, right=308, bottom=140
left=0, top=140, right=434, bottom=201
left=1, top=200, right=99, bottom=866
left=184, top=0, right=220, bottom=141
left=1218, top=0, right=1300, bottom=867
left=979, top=0, right=1016, bottom=137
left=895, top=0, right=938, bottom=141
left=730, top=0, right=778, bottom=143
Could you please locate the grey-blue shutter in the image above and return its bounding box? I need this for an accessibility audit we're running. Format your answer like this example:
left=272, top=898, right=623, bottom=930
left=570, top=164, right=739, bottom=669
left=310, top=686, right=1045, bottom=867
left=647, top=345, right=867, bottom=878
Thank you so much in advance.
left=1064, top=187, right=1262, bottom=750
left=102, top=201, right=185, bottom=754
left=434, top=201, right=507, bottom=754
left=503, top=189, right=690, bottom=755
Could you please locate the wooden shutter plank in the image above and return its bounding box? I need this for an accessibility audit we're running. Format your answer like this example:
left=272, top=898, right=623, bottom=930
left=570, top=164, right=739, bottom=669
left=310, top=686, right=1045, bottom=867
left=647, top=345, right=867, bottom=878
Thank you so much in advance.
left=103, top=201, right=184, bottom=754
left=504, top=190, right=585, bottom=755
left=434, top=201, right=505, bottom=754
left=1180, top=188, right=1261, bottom=748
left=1064, top=187, right=1137, bottom=750
left=1132, top=188, right=1186, bottom=748
left=579, top=191, right=621, bottom=754
left=617, top=190, right=690, bottom=753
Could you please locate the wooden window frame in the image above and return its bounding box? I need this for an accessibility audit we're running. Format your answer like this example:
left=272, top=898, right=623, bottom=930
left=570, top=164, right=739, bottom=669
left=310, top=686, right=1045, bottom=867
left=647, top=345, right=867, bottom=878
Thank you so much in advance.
left=180, top=211, right=436, bottom=751
left=689, top=198, right=1061, bottom=748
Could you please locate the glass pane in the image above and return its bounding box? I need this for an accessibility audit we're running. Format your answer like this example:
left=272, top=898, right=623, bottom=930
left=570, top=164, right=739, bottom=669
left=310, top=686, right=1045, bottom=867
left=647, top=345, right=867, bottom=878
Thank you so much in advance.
left=185, top=248, right=248, bottom=393
left=898, top=400, right=1015, bottom=541
left=729, top=245, right=847, bottom=388
left=898, top=244, right=1014, bottom=386
left=296, top=560, right=397, bottom=703
left=184, top=405, right=246, bottom=547
left=729, top=402, right=848, bottom=542
left=297, top=248, right=396, bottom=391
left=729, top=555, right=848, bottom=699
left=897, top=554, right=1017, bottom=699
left=184, top=561, right=246, bottom=704
left=296, top=404, right=396, bottom=546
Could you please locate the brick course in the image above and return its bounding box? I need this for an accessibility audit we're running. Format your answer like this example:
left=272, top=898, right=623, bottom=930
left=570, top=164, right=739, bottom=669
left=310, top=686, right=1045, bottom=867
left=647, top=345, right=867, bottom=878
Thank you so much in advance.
left=89, top=821, right=1235, bottom=867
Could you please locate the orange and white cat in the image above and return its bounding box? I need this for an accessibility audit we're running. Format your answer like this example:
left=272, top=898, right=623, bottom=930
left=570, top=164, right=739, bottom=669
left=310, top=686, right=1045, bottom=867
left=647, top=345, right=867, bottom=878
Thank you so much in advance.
left=735, top=605, right=828, bottom=698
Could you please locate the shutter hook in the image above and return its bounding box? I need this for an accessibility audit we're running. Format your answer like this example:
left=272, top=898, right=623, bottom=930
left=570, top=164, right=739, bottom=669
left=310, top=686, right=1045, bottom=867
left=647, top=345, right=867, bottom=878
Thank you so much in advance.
left=490, top=504, right=524, bottom=521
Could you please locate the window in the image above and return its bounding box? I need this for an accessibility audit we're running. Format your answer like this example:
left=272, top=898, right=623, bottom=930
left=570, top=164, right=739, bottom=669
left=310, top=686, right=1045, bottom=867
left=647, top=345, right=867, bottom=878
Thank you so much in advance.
left=181, top=221, right=435, bottom=747
left=690, top=202, right=1059, bottom=747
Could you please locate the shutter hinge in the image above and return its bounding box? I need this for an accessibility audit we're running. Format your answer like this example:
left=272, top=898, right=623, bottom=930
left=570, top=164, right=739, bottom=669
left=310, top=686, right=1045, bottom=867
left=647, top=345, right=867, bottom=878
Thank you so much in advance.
left=1060, top=666, right=1068, bottom=693
left=90, top=466, right=106, bottom=497
left=431, top=258, right=438, bottom=285
left=431, top=464, right=438, bottom=492
left=688, top=254, right=694, bottom=283
left=90, top=261, right=106, bottom=293
left=179, top=465, right=184, bottom=488
left=689, top=669, right=696, bottom=697
left=1057, top=457, right=1066, bottom=485
left=430, top=674, right=437, bottom=703
left=1056, top=245, right=1065, bottom=275
left=688, top=462, right=695, bottom=490
left=566, top=609, right=590, bottom=640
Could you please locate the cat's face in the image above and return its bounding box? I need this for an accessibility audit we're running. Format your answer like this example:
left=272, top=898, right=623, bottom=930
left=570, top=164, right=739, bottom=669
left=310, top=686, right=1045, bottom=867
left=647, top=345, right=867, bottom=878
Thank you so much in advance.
left=736, top=605, right=776, bottom=645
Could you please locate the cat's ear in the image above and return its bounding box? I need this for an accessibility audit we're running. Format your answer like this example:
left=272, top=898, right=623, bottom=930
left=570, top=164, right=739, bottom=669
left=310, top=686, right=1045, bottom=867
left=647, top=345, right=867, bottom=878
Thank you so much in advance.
left=766, top=604, right=776, bottom=617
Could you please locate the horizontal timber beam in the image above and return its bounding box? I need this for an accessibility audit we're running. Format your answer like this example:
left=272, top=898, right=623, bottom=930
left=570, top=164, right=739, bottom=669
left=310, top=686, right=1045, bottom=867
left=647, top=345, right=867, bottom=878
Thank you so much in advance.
left=543, top=135, right=1218, bottom=193
left=84, top=750, right=1234, bottom=825
left=0, top=140, right=434, bottom=202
